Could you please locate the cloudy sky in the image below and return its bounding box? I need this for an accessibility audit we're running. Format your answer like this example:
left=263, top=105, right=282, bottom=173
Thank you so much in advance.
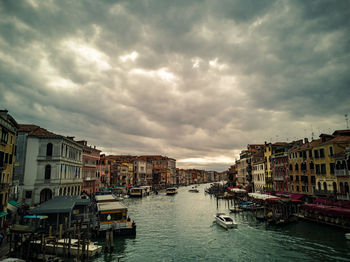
left=1, top=0, right=349, bottom=171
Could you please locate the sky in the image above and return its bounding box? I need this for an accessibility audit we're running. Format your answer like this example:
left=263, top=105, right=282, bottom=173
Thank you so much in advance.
left=0, top=0, right=349, bottom=171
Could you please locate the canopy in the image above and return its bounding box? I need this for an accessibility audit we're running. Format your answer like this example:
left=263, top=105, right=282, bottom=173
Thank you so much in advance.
left=302, top=204, right=350, bottom=218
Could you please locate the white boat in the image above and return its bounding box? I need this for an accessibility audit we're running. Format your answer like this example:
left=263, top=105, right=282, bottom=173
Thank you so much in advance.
left=166, top=187, right=178, bottom=195
left=229, top=206, right=243, bottom=213
left=189, top=187, right=199, bottom=193
left=214, top=213, right=237, bottom=229
left=31, top=238, right=102, bottom=257
left=346, top=233, right=350, bottom=240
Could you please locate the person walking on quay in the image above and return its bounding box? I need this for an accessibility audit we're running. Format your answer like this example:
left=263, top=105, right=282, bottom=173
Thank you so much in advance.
left=0, top=231, right=4, bottom=247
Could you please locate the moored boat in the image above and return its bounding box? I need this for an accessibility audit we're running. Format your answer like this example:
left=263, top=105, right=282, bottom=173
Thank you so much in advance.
left=229, top=206, right=243, bottom=213
left=214, top=213, right=237, bottom=229
left=31, top=238, right=102, bottom=257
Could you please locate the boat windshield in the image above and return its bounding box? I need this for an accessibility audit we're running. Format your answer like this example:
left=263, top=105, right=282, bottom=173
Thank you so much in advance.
left=224, top=217, right=233, bottom=222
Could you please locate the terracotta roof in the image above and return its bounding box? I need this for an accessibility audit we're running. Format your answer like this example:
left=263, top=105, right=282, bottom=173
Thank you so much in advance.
left=329, top=135, right=350, bottom=143
left=332, top=129, right=350, bottom=136
left=18, top=124, right=61, bottom=138
left=289, top=139, right=323, bottom=152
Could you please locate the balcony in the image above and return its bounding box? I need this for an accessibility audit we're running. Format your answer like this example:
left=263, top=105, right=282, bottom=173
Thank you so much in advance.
left=84, top=163, right=96, bottom=168
left=273, top=176, right=284, bottom=181
left=335, top=169, right=349, bottom=177
left=84, top=176, right=96, bottom=181
left=313, top=189, right=334, bottom=197
left=0, top=183, right=9, bottom=190
left=0, top=163, right=7, bottom=171
left=266, top=177, right=273, bottom=184
left=337, top=193, right=350, bottom=201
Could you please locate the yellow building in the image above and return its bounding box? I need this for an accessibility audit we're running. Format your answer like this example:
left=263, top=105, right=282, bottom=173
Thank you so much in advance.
left=264, top=143, right=273, bottom=191
left=313, top=132, right=350, bottom=199
left=0, top=110, right=19, bottom=225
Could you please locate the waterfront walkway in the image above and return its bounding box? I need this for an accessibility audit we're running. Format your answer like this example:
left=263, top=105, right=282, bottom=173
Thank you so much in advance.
left=0, top=238, right=10, bottom=260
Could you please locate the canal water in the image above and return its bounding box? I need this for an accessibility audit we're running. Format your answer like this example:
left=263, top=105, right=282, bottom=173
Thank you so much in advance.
left=94, top=184, right=350, bottom=262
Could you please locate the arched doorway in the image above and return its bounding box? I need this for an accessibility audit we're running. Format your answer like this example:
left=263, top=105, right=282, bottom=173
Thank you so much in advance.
left=40, top=188, right=52, bottom=203
left=323, top=182, right=327, bottom=191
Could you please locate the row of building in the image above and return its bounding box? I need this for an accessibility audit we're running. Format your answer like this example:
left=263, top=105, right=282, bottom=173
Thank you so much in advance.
left=0, top=110, right=226, bottom=225
left=228, top=130, right=350, bottom=201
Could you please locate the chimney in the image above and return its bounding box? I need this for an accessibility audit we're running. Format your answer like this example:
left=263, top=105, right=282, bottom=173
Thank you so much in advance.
left=304, top=138, right=308, bottom=144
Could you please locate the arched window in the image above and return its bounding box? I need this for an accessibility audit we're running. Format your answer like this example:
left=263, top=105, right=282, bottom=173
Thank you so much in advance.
left=323, top=182, right=327, bottom=191
left=340, top=182, right=344, bottom=194
left=309, top=161, right=314, bottom=170
left=45, top=165, right=51, bottom=180
left=289, top=164, right=293, bottom=171
left=318, top=182, right=321, bottom=190
left=345, top=182, right=349, bottom=194
left=46, top=143, right=53, bottom=156
left=295, top=163, right=299, bottom=171
left=342, top=160, right=346, bottom=169
left=333, top=182, right=337, bottom=193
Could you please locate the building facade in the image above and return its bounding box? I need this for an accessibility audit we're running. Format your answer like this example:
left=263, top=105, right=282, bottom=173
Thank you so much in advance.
left=0, top=110, right=18, bottom=224
left=14, top=125, right=83, bottom=206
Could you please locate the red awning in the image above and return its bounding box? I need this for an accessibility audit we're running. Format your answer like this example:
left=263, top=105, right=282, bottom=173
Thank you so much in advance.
left=290, top=194, right=304, bottom=200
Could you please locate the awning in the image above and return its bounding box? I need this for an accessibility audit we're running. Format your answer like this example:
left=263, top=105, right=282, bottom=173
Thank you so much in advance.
left=9, top=200, right=19, bottom=207
left=0, top=211, right=8, bottom=218
left=290, top=194, right=304, bottom=200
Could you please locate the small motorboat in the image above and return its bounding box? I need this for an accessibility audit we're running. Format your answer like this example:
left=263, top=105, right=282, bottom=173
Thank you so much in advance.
left=346, top=233, right=350, bottom=240
left=214, top=213, right=237, bottom=229
left=166, top=187, right=178, bottom=195
left=189, top=187, right=199, bottom=193
left=229, top=206, right=243, bottom=213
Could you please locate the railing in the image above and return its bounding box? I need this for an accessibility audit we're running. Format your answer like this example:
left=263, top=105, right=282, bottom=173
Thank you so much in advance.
left=337, top=193, right=350, bottom=201
left=313, top=189, right=334, bottom=196
left=335, top=169, right=348, bottom=177
left=0, top=163, right=7, bottom=171
left=84, top=176, right=96, bottom=181
left=0, top=183, right=9, bottom=190
left=273, top=176, right=284, bottom=181
left=84, top=163, right=96, bottom=168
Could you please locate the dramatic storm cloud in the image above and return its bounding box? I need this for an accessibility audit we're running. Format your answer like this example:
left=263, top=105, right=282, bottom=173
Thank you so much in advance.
left=1, top=0, right=349, bottom=170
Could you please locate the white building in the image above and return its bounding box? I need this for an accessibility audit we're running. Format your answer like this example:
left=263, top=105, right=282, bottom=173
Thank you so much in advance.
left=14, top=125, right=83, bottom=206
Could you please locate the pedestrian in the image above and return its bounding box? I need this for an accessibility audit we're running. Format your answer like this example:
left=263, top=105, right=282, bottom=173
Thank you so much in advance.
left=0, top=231, right=4, bottom=247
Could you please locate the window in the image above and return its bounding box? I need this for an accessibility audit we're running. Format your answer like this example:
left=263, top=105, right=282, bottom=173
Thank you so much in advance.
left=25, top=191, right=32, bottom=199
left=320, top=149, right=325, bottom=158
left=314, top=150, right=319, bottom=158
left=315, top=164, right=320, bottom=174
left=289, top=164, right=293, bottom=171
left=1, top=131, right=8, bottom=144
left=295, top=163, right=299, bottom=171
left=329, top=146, right=333, bottom=156
left=309, top=150, right=312, bottom=158
left=311, top=176, right=316, bottom=184
left=46, top=143, right=53, bottom=156
left=321, top=164, right=326, bottom=174
left=330, top=163, right=335, bottom=174
left=9, top=154, right=12, bottom=165
left=45, top=165, right=51, bottom=180
left=310, top=161, right=314, bottom=170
